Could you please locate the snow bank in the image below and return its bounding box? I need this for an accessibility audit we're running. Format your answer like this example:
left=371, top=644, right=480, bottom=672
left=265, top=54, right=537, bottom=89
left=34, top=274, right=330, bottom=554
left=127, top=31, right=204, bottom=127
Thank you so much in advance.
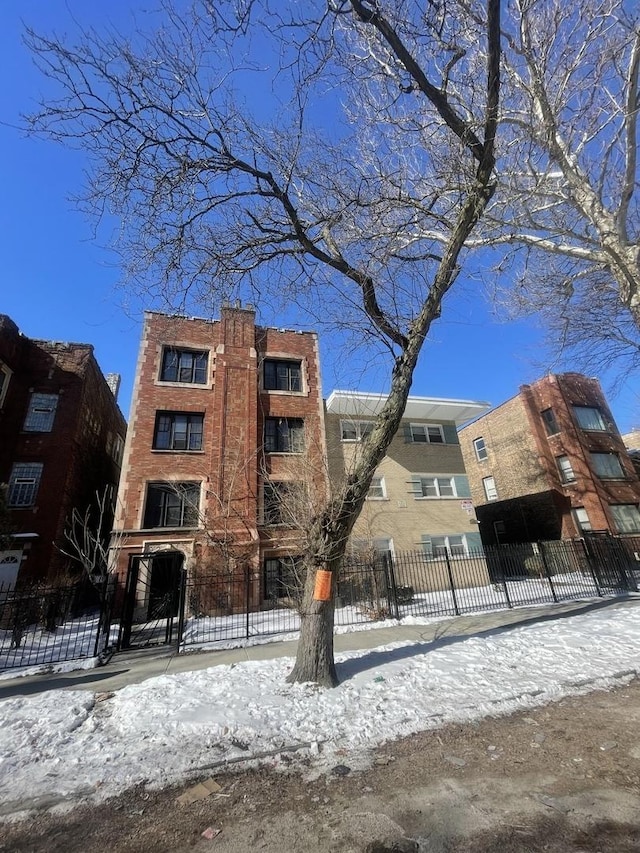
left=0, top=603, right=638, bottom=814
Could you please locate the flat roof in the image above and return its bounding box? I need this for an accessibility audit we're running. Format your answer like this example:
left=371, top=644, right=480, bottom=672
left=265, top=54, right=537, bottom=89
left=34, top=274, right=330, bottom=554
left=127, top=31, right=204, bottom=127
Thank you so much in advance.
left=326, top=391, right=492, bottom=426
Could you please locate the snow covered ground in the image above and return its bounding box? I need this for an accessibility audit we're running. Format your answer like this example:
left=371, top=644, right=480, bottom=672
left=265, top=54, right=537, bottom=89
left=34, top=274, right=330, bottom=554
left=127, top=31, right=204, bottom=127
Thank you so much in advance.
left=0, top=568, right=617, bottom=672
left=1, top=602, right=639, bottom=816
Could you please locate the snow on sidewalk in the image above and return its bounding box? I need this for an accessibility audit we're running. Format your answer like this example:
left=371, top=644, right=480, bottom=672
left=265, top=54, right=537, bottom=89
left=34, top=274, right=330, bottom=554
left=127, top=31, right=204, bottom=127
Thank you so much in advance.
left=1, top=604, right=639, bottom=813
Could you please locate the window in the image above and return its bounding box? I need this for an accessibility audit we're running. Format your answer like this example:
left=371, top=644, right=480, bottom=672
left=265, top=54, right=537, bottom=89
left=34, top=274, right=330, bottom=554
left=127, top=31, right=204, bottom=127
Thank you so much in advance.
left=556, top=455, right=576, bottom=483
left=609, top=504, right=640, bottom=534
left=23, top=393, right=58, bottom=432
left=541, top=408, right=560, bottom=436
left=419, top=476, right=456, bottom=498
left=590, top=452, right=624, bottom=479
left=367, top=476, right=386, bottom=499
left=263, top=481, right=305, bottom=525
left=153, top=412, right=204, bottom=451
left=352, top=537, right=393, bottom=557
left=0, top=363, right=11, bottom=408
left=143, top=482, right=200, bottom=528
left=8, top=463, right=43, bottom=507
left=493, top=520, right=507, bottom=544
left=410, top=423, right=444, bottom=444
left=474, top=437, right=488, bottom=461
left=573, top=406, right=606, bottom=431
left=264, top=556, right=302, bottom=599
left=264, top=418, right=304, bottom=453
left=160, top=348, right=208, bottom=384
left=572, top=507, right=592, bottom=532
left=112, top=434, right=125, bottom=466
left=483, top=476, right=498, bottom=501
left=340, top=420, right=374, bottom=442
left=423, top=534, right=467, bottom=558
left=263, top=359, right=302, bottom=392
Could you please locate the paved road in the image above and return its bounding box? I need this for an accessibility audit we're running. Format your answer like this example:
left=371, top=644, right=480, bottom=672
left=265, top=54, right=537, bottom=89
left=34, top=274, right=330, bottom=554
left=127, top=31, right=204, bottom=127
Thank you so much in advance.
left=1, top=596, right=636, bottom=699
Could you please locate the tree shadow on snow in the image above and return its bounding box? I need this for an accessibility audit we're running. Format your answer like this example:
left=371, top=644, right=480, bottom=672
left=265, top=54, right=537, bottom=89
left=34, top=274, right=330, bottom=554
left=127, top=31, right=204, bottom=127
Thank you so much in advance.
left=335, top=596, right=635, bottom=682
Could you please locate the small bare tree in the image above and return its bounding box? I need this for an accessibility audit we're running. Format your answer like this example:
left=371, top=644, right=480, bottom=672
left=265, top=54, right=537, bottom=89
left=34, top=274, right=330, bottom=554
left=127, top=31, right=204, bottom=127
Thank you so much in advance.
left=25, top=0, right=501, bottom=685
left=61, top=486, right=125, bottom=589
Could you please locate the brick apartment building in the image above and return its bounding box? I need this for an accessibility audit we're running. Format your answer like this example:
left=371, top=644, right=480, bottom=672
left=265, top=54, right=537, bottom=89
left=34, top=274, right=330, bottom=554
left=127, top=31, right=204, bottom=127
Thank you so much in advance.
left=0, top=315, right=126, bottom=584
left=459, top=373, right=640, bottom=545
left=325, top=391, right=490, bottom=558
left=622, top=429, right=640, bottom=478
left=111, top=306, right=327, bottom=604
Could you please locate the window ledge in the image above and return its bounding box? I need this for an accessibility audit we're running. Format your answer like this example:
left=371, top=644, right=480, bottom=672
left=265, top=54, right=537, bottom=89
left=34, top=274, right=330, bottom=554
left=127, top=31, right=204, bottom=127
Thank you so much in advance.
left=261, top=389, right=306, bottom=397
left=136, top=526, right=201, bottom=533
left=415, top=496, right=460, bottom=500
left=366, top=497, right=389, bottom=502
left=151, top=449, right=206, bottom=455
left=155, top=380, right=212, bottom=389
left=265, top=451, right=303, bottom=456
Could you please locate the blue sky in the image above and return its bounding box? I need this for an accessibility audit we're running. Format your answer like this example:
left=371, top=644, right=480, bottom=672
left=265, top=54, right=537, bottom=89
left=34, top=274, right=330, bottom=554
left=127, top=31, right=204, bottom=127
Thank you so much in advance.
left=1, top=1, right=638, bottom=431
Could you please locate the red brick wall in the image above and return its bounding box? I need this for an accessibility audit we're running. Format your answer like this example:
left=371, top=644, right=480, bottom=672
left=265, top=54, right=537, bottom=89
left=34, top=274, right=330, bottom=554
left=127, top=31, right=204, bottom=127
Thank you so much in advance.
left=114, top=309, right=328, bottom=591
left=0, top=317, right=126, bottom=580
left=460, top=373, right=640, bottom=542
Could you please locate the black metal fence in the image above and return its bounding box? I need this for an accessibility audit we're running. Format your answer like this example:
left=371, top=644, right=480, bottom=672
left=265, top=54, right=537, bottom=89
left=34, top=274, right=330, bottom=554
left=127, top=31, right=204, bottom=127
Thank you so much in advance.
left=0, top=576, right=113, bottom=671
left=1, top=535, right=639, bottom=670
left=180, top=536, right=640, bottom=649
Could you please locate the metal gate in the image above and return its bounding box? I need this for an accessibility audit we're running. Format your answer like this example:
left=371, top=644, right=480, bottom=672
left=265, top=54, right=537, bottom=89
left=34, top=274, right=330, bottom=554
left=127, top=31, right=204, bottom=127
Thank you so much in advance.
left=582, top=535, right=638, bottom=592
left=119, top=551, right=186, bottom=650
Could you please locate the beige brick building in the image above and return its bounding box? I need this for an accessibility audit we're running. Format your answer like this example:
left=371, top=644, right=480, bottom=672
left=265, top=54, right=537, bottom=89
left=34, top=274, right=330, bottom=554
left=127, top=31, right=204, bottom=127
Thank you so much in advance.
left=325, top=391, right=490, bottom=558
left=459, top=374, right=640, bottom=545
left=112, top=306, right=327, bottom=603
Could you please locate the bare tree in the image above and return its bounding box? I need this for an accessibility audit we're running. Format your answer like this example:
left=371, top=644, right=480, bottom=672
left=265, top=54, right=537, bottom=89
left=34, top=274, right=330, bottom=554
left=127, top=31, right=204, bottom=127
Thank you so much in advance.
left=25, top=0, right=501, bottom=685
left=471, top=0, right=640, bottom=364
left=61, top=486, right=124, bottom=588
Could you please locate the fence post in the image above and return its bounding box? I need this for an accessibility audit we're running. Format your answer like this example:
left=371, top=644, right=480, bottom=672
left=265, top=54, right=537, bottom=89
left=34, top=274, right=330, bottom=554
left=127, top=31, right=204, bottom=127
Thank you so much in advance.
left=384, top=553, right=400, bottom=621
left=176, top=568, right=188, bottom=649
left=245, top=566, right=251, bottom=640
left=494, top=552, right=512, bottom=608
left=612, top=538, right=637, bottom=592
left=580, top=538, right=603, bottom=597
left=93, top=575, right=113, bottom=658
left=444, top=551, right=460, bottom=616
left=538, top=542, right=558, bottom=603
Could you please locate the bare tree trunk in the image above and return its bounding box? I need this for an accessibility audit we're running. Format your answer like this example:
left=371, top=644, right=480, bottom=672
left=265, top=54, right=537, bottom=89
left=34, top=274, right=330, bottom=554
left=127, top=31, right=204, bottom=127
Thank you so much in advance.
left=287, top=577, right=338, bottom=687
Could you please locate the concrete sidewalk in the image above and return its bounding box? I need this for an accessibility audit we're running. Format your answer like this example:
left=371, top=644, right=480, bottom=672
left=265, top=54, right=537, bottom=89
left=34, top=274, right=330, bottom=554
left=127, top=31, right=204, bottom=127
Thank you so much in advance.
left=0, top=595, right=637, bottom=700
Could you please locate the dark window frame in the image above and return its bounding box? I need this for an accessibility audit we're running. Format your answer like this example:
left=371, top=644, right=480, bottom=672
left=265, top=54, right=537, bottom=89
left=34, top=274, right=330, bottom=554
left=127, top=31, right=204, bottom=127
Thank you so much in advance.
left=160, top=348, right=208, bottom=384
left=609, top=504, right=640, bottom=534
left=153, top=412, right=204, bottom=451
left=264, top=417, right=305, bottom=453
left=8, top=462, right=44, bottom=507
left=590, top=451, right=625, bottom=479
left=572, top=405, right=607, bottom=432
left=264, top=555, right=302, bottom=600
left=340, top=419, right=374, bottom=442
left=143, top=482, right=200, bottom=528
left=410, top=423, right=445, bottom=444
left=541, top=408, right=560, bottom=436
left=263, top=359, right=302, bottom=392
left=263, top=481, right=305, bottom=526
left=23, top=392, right=59, bottom=432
